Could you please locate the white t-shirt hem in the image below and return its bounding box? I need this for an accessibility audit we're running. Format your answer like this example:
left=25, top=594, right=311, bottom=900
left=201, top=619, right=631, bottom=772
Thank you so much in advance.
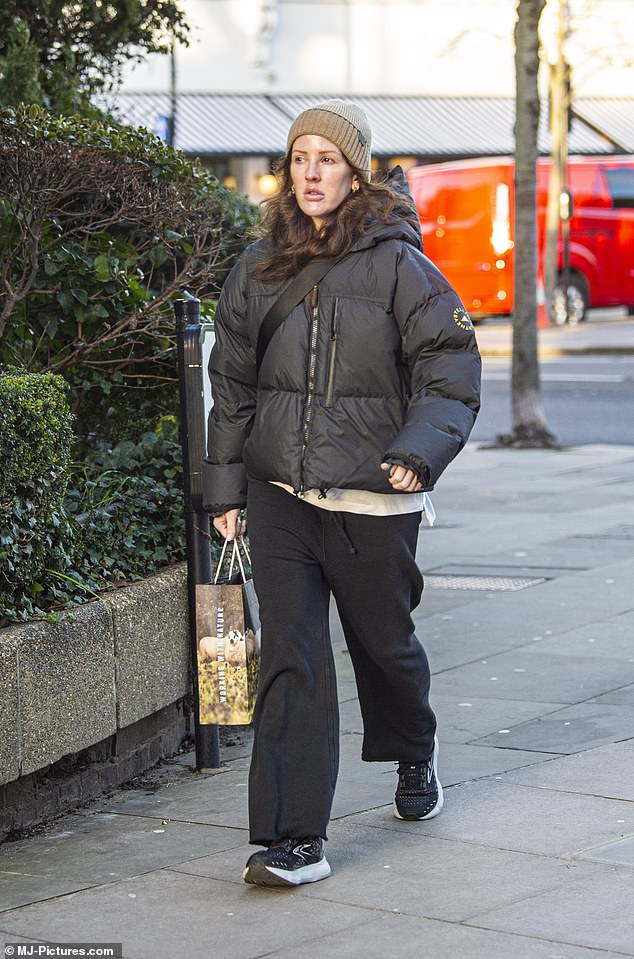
left=270, top=482, right=435, bottom=524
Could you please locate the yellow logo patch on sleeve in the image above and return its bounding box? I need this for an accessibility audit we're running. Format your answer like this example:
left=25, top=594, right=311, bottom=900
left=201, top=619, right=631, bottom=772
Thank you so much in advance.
left=453, top=306, right=474, bottom=331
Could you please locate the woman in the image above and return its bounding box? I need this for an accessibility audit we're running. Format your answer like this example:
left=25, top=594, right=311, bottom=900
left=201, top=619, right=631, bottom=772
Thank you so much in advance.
left=204, top=100, right=481, bottom=887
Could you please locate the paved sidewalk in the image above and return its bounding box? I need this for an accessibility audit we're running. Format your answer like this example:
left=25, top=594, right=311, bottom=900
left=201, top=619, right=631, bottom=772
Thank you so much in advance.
left=1, top=442, right=634, bottom=958
left=475, top=310, right=634, bottom=357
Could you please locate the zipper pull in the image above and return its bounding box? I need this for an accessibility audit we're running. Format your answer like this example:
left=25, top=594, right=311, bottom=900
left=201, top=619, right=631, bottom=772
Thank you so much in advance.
left=331, top=300, right=338, bottom=339
left=311, top=285, right=318, bottom=309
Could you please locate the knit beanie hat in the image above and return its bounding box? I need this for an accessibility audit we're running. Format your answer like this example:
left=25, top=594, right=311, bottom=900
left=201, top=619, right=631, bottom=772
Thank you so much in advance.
left=286, top=100, right=372, bottom=180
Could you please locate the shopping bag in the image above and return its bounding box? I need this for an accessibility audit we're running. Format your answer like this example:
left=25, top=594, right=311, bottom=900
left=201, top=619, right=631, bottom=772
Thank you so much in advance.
left=195, top=537, right=260, bottom=726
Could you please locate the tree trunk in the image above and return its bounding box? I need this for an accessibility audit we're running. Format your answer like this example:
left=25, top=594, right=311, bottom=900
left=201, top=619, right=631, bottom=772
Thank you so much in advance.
left=498, top=0, right=558, bottom=448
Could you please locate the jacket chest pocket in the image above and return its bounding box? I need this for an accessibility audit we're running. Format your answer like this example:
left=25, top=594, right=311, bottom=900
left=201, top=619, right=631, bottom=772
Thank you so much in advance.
left=325, top=299, right=340, bottom=408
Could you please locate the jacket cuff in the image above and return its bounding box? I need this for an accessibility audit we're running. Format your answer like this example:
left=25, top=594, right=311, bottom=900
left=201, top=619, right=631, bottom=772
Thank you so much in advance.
left=203, top=460, right=248, bottom=513
left=383, top=450, right=431, bottom=488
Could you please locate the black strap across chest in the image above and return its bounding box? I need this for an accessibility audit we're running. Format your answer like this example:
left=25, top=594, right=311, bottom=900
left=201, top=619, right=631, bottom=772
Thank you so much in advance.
left=255, top=256, right=345, bottom=373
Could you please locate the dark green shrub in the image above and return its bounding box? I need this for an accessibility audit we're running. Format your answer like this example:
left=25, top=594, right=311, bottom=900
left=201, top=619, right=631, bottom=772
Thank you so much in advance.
left=66, top=417, right=189, bottom=584
left=1, top=398, right=217, bottom=624
left=0, top=106, right=257, bottom=443
left=0, top=369, right=76, bottom=620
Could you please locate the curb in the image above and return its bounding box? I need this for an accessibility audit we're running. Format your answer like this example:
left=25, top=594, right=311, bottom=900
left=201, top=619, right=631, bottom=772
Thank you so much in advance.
left=479, top=346, right=634, bottom=359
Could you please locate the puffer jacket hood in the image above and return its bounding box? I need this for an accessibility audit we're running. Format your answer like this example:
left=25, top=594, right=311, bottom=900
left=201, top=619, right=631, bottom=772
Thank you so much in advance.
left=348, top=165, right=423, bottom=255
left=203, top=181, right=481, bottom=514
left=349, top=213, right=421, bottom=254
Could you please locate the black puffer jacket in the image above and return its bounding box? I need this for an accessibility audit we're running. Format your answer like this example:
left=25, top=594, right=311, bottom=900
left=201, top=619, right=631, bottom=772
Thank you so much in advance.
left=203, top=209, right=481, bottom=514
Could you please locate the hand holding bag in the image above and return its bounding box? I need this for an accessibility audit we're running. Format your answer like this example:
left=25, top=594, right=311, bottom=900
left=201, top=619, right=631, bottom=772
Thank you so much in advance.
left=195, top=537, right=261, bottom=726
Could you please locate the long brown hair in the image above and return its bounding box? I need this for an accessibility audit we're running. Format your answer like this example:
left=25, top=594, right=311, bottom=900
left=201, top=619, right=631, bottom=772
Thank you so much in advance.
left=255, top=156, right=420, bottom=281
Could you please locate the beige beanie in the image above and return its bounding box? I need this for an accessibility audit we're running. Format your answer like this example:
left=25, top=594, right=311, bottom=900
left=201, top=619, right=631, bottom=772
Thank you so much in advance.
left=286, top=100, right=372, bottom=180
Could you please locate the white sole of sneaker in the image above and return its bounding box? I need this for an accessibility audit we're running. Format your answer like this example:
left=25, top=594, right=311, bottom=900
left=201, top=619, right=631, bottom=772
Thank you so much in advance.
left=393, top=735, right=444, bottom=821
left=243, top=856, right=331, bottom=887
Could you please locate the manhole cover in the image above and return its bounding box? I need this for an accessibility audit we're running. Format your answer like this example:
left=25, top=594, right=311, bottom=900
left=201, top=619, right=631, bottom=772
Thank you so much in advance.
left=425, top=575, right=546, bottom=592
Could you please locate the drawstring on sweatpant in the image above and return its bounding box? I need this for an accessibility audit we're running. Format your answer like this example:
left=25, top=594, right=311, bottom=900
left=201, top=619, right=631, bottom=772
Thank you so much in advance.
left=331, top=512, right=358, bottom=555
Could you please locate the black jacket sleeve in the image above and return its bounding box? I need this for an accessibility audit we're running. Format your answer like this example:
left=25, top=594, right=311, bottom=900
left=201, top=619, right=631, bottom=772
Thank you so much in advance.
left=385, top=244, right=481, bottom=487
left=202, top=254, right=257, bottom=514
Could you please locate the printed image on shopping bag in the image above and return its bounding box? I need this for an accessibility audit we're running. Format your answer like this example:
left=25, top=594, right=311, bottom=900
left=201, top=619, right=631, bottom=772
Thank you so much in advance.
left=195, top=580, right=260, bottom=726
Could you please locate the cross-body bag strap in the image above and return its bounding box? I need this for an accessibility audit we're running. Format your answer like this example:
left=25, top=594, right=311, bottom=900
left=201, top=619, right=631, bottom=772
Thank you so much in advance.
left=256, top=255, right=345, bottom=373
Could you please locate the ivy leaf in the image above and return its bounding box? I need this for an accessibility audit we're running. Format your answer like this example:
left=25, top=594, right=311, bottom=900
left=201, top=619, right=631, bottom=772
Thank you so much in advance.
left=71, top=288, right=88, bottom=305
left=93, top=255, right=112, bottom=282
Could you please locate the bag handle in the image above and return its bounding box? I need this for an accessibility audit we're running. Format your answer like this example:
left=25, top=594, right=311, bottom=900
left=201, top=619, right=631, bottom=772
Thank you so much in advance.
left=213, top=536, right=250, bottom=584
left=213, top=537, right=231, bottom=584
left=228, top=537, right=248, bottom=583
left=256, top=255, right=346, bottom=373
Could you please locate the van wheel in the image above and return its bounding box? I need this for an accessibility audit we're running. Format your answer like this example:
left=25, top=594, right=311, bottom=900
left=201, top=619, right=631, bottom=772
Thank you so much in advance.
left=551, top=274, right=588, bottom=326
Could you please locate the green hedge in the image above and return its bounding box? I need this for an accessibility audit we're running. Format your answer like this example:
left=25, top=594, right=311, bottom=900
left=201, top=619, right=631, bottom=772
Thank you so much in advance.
left=67, top=417, right=188, bottom=587
left=0, top=370, right=76, bottom=620
left=0, top=372, right=199, bottom=625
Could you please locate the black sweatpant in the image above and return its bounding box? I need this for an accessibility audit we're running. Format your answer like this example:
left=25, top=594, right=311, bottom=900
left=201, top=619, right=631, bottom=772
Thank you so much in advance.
left=246, top=478, right=436, bottom=846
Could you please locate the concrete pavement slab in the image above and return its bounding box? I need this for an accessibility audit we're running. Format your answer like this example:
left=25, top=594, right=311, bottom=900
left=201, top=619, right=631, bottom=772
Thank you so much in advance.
left=421, top=614, right=558, bottom=672
left=576, top=835, right=634, bottom=867
left=415, top=588, right=492, bottom=620
left=0, top=869, right=372, bottom=959
left=0, top=813, right=245, bottom=911
left=329, top=728, right=547, bottom=796
left=97, top=738, right=546, bottom=835
left=422, top=561, right=634, bottom=640
left=331, top=736, right=395, bottom=819
left=475, top=315, right=634, bottom=359
left=498, top=486, right=634, bottom=515
left=171, top=819, right=601, bottom=924
left=461, top=538, right=634, bottom=573
left=433, top=694, right=570, bottom=742
left=467, top=869, right=634, bottom=955
left=431, top=741, right=551, bottom=783
left=231, top=915, right=633, bottom=959
left=336, top=677, right=358, bottom=700
left=414, top=585, right=632, bottom=657
left=524, top=616, right=634, bottom=660
left=500, top=740, right=634, bottom=800
left=431, top=648, right=633, bottom=704
left=591, top=684, right=634, bottom=706
left=351, top=780, right=634, bottom=858
left=338, top=695, right=363, bottom=733
left=99, top=766, right=249, bottom=829
left=0, top=873, right=92, bottom=915
left=473, top=702, right=634, bottom=753
left=295, top=706, right=551, bottom=801
left=2, top=909, right=625, bottom=959
left=421, top=518, right=634, bottom=566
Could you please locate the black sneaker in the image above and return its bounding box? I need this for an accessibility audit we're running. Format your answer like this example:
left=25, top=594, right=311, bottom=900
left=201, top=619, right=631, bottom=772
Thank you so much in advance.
left=243, top=837, right=331, bottom=887
left=394, top=735, right=444, bottom=821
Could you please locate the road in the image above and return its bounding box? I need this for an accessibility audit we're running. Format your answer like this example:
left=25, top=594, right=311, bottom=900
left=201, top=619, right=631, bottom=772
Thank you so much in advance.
left=471, top=354, right=634, bottom=447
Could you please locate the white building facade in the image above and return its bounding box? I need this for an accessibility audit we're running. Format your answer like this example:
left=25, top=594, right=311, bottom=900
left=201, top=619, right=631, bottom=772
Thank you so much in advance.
left=115, top=0, right=634, bottom=197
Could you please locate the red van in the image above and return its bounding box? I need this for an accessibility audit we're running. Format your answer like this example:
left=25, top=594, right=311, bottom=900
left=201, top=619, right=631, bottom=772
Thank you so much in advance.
left=406, top=156, right=634, bottom=323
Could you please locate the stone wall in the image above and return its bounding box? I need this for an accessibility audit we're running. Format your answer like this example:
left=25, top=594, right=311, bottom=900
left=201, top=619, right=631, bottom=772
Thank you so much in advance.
left=0, top=564, right=193, bottom=840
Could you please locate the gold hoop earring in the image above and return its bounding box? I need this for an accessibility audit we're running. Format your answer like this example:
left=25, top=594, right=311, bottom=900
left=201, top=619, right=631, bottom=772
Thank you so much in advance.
left=351, top=181, right=359, bottom=193
left=290, top=185, right=296, bottom=195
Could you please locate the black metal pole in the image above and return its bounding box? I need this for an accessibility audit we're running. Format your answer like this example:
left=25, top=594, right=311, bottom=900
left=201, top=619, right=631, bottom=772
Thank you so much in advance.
left=175, top=297, right=220, bottom=770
